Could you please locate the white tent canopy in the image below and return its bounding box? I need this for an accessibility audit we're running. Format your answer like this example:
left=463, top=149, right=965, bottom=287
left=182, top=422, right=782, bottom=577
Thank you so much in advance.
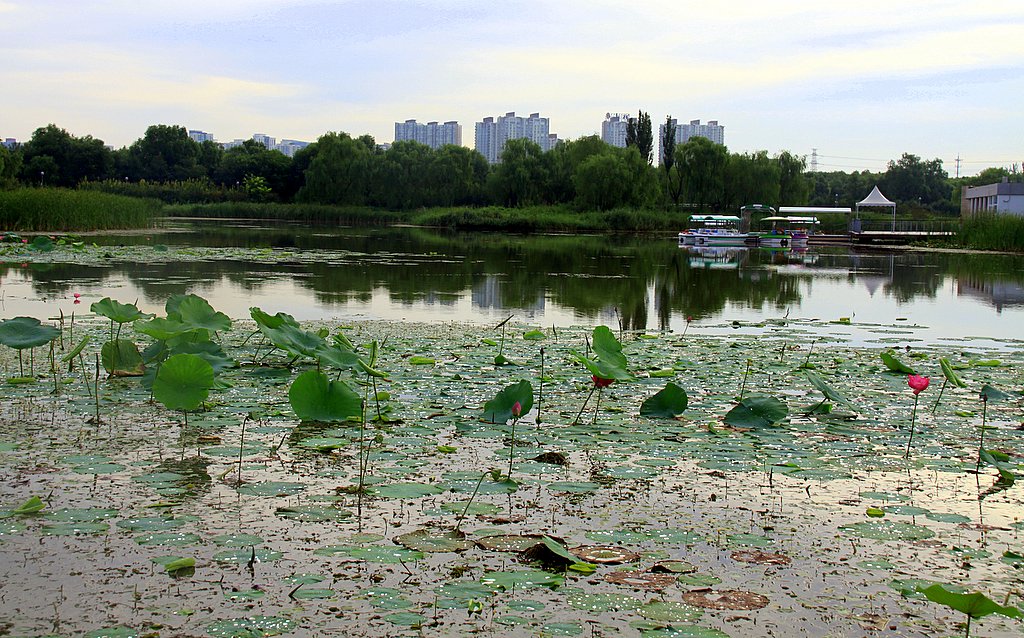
left=855, top=185, right=897, bottom=230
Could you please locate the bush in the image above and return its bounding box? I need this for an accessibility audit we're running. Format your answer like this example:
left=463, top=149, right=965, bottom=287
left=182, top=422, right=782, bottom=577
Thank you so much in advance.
left=0, top=188, right=160, bottom=231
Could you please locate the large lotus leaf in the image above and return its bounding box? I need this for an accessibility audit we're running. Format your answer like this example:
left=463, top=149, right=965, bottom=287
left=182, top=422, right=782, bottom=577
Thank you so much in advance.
left=101, top=339, right=145, bottom=376
left=640, top=382, right=689, bottom=418
left=90, top=297, right=152, bottom=324
left=288, top=370, right=362, bottom=422
left=482, top=379, right=534, bottom=423
left=134, top=317, right=194, bottom=342
left=316, top=342, right=362, bottom=370
left=0, top=317, right=60, bottom=350
left=724, top=396, right=788, bottom=429
left=152, top=353, right=215, bottom=411
left=938, top=358, right=967, bottom=388
left=570, top=325, right=633, bottom=382
left=168, top=294, right=232, bottom=334
left=394, top=528, right=473, bottom=552
left=804, top=371, right=857, bottom=410
left=250, top=307, right=299, bottom=330
left=880, top=350, right=916, bottom=374
left=170, top=341, right=235, bottom=374
left=264, top=323, right=325, bottom=359
left=918, top=584, right=1022, bottom=620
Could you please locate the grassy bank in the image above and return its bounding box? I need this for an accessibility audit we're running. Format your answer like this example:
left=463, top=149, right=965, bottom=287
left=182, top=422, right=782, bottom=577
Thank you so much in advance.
left=168, top=202, right=691, bottom=232
left=0, top=188, right=160, bottom=231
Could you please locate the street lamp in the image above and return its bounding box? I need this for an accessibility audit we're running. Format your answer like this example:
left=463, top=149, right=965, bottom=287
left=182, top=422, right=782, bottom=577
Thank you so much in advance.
left=40, top=171, right=45, bottom=187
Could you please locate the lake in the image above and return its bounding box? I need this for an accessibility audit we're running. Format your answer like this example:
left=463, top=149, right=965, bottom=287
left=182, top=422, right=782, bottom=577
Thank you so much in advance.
left=2, top=218, right=1023, bottom=349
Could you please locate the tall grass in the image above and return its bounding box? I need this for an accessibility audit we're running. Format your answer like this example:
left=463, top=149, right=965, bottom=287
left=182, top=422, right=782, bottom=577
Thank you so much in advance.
left=0, top=188, right=160, bottom=231
left=954, top=214, right=1024, bottom=252
left=166, top=202, right=405, bottom=225
left=80, top=178, right=239, bottom=205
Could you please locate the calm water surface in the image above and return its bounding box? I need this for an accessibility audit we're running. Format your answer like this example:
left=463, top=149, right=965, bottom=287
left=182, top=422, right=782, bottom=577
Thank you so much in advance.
left=2, top=219, right=1022, bottom=348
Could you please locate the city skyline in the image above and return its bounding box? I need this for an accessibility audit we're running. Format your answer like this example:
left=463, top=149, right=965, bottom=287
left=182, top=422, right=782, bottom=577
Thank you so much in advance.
left=2, top=1, right=1022, bottom=177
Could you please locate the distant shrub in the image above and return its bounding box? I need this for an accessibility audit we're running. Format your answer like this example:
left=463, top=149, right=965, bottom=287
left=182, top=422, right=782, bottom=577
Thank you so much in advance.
left=0, top=188, right=159, bottom=231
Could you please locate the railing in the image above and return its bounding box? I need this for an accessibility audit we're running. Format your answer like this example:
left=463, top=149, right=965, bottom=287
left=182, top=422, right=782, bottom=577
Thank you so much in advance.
left=849, top=220, right=958, bottom=233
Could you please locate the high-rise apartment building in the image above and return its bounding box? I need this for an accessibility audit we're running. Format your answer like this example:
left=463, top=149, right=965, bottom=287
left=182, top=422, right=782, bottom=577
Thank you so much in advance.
left=474, top=112, right=554, bottom=164
left=658, top=119, right=725, bottom=163
left=252, top=133, right=276, bottom=149
left=601, top=113, right=631, bottom=148
left=394, top=119, right=462, bottom=149
left=188, top=130, right=214, bottom=143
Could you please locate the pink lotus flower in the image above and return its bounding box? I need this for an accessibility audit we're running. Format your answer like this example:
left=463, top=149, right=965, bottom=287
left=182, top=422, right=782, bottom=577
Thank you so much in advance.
left=511, top=401, right=522, bottom=418
left=592, top=375, right=614, bottom=389
left=908, top=375, right=929, bottom=396
left=73, top=293, right=81, bottom=299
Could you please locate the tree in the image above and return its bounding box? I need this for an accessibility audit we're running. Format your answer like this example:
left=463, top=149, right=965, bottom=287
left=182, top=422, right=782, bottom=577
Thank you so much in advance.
left=776, top=151, right=808, bottom=205
left=0, top=145, right=22, bottom=188
left=489, top=138, right=548, bottom=207
left=214, top=139, right=291, bottom=199
left=371, top=140, right=435, bottom=209
left=128, top=125, right=204, bottom=182
left=661, top=116, right=676, bottom=171
left=724, top=151, right=780, bottom=210
left=18, top=124, right=113, bottom=187
left=677, top=136, right=728, bottom=212
left=626, top=111, right=654, bottom=165
left=296, top=132, right=374, bottom=205
left=881, top=153, right=950, bottom=209
left=428, top=145, right=489, bottom=207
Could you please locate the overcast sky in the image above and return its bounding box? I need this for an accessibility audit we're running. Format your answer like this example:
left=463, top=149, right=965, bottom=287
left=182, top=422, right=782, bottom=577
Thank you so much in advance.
left=2, top=1, right=1021, bottom=175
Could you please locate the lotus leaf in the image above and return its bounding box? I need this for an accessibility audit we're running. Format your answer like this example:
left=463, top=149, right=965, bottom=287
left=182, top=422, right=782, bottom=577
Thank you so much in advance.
left=288, top=370, right=361, bottom=422
left=724, top=396, right=788, bottom=429
left=152, top=353, right=214, bottom=411
left=482, top=379, right=534, bottom=423
left=0, top=316, right=60, bottom=350
left=640, top=382, right=689, bottom=418
left=90, top=297, right=152, bottom=325
left=394, top=528, right=473, bottom=552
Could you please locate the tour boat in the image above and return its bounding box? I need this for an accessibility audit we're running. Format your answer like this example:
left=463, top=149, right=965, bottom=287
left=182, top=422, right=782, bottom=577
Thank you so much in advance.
left=679, top=215, right=752, bottom=247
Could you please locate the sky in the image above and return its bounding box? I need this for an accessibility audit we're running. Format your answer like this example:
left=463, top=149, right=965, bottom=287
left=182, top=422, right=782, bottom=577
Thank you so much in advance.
left=2, top=0, right=1022, bottom=176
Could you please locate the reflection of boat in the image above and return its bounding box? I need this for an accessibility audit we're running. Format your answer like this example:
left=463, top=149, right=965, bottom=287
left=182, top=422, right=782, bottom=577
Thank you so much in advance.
left=684, top=245, right=746, bottom=269
left=679, top=215, right=753, bottom=247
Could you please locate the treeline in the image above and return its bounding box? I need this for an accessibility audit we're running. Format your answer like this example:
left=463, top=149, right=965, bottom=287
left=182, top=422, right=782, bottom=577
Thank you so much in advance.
left=1, top=122, right=1016, bottom=215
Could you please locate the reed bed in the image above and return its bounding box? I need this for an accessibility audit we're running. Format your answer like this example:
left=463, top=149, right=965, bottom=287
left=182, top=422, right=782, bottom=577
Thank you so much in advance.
left=0, top=188, right=160, bottom=231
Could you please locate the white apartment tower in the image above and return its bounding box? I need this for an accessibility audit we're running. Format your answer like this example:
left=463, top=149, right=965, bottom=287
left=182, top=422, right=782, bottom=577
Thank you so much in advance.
left=394, top=119, right=462, bottom=149
left=601, top=113, right=631, bottom=148
left=658, top=119, right=725, bottom=163
left=474, top=112, right=553, bottom=164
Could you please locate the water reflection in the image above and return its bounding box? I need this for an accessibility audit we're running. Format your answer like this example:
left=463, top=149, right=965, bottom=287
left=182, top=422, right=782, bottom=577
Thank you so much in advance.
left=2, top=220, right=1022, bottom=346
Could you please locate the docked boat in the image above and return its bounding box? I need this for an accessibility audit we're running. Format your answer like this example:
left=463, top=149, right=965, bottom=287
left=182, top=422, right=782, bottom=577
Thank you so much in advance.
left=749, top=216, right=820, bottom=248
left=679, top=215, right=752, bottom=247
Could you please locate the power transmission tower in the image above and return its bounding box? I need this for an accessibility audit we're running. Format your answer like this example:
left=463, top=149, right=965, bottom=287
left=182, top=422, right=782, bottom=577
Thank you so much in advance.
left=810, top=148, right=818, bottom=172
left=955, top=155, right=961, bottom=178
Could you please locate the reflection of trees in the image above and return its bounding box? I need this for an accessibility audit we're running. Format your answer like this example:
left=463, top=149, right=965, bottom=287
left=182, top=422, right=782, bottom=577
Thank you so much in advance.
left=9, top=224, right=1024, bottom=328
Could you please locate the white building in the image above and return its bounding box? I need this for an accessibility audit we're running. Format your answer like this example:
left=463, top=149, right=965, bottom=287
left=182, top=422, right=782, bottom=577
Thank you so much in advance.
left=252, top=133, right=276, bottom=149
left=601, top=113, right=630, bottom=148
left=474, top=112, right=554, bottom=164
left=275, top=139, right=310, bottom=157
left=962, top=178, right=1024, bottom=216
left=658, top=118, right=725, bottom=163
left=188, top=130, right=215, bottom=143
left=394, top=119, right=462, bottom=149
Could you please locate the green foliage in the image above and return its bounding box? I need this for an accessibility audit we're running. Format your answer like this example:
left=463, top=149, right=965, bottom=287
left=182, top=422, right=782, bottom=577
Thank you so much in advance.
left=0, top=316, right=60, bottom=350
left=482, top=380, right=534, bottom=424
left=805, top=371, right=858, bottom=410
left=288, top=370, right=362, bottom=423
left=167, top=294, right=232, bottom=334
left=918, top=583, right=1021, bottom=620
left=880, top=350, right=916, bottom=374
left=0, top=188, right=159, bottom=231
left=101, top=339, right=145, bottom=376
left=955, top=213, right=1024, bottom=252
left=571, top=325, right=633, bottom=382
left=639, top=382, right=689, bottom=417
left=724, top=396, right=788, bottom=429
left=939, top=357, right=967, bottom=388
left=152, top=353, right=215, bottom=411
left=625, top=110, right=654, bottom=165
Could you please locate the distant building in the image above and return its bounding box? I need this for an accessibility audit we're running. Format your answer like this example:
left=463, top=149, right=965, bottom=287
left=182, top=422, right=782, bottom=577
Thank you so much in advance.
left=962, top=177, right=1024, bottom=216
left=1, top=137, right=17, bottom=149
left=474, top=112, right=554, bottom=164
left=394, top=119, right=462, bottom=149
left=601, top=113, right=631, bottom=148
left=275, top=139, right=310, bottom=157
left=188, top=130, right=215, bottom=143
left=658, top=118, right=725, bottom=164
left=252, top=133, right=276, bottom=149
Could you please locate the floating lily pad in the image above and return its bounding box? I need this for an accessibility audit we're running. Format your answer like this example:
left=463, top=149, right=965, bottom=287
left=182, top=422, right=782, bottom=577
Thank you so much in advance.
left=605, top=571, right=678, bottom=590
left=682, top=589, right=769, bottom=610
left=84, top=628, right=137, bottom=638
left=384, top=612, right=424, bottom=627
left=839, top=521, right=936, bottom=541
left=640, top=626, right=731, bottom=638
left=290, top=588, right=335, bottom=600
left=135, top=531, right=202, bottom=546
left=476, top=534, right=545, bottom=553
left=213, top=548, right=284, bottom=563
left=236, top=481, right=306, bottom=497
left=211, top=533, right=265, bottom=546
left=638, top=600, right=704, bottom=622
left=481, top=570, right=564, bottom=591
left=394, top=528, right=473, bottom=552
left=117, top=517, right=186, bottom=532
left=564, top=589, right=643, bottom=612
left=371, top=482, right=444, bottom=499
left=205, top=615, right=296, bottom=637
left=570, top=545, right=640, bottom=564
left=274, top=505, right=352, bottom=522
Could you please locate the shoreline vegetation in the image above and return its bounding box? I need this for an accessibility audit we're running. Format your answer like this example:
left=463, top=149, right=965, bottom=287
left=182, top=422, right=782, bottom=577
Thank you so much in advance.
left=1, top=187, right=1023, bottom=252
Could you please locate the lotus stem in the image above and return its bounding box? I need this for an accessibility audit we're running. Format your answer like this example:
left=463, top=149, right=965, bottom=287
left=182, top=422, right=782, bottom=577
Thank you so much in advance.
left=740, top=359, right=752, bottom=400
left=931, top=378, right=947, bottom=413
left=507, top=417, right=517, bottom=479
left=454, top=471, right=488, bottom=534
left=573, top=385, right=596, bottom=425
left=537, top=347, right=544, bottom=428
left=592, top=387, right=603, bottom=425
left=977, top=396, right=988, bottom=471
left=904, top=395, right=920, bottom=459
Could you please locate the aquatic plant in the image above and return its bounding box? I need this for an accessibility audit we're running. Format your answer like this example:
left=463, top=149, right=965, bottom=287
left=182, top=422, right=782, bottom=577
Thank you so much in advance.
left=917, top=583, right=1021, bottom=637
left=904, top=374, right=930, bottom=458
left=977, top=384, right=1011, bottom=469
left=152, top=353, right=215, bottom=427
left=570, top=326, right=632, bottom=424
left=0, top=316, right=60, bottom=378
left=932, top=357, right=967, bottom=413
